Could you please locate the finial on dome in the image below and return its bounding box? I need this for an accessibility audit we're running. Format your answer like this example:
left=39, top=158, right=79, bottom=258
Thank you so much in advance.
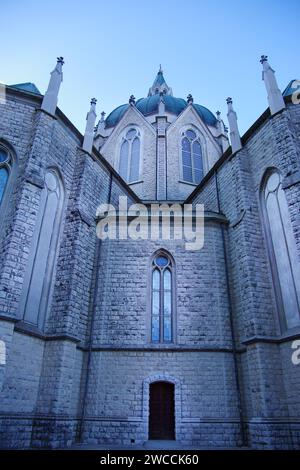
left=159, top=64, right=163, bottom=74
left=187, top=94, right=193, bottom=104
left=129, top=94, right=136, bottom=105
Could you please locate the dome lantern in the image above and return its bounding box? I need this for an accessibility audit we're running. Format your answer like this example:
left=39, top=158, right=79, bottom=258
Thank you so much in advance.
left=148, top=66, right=173, bottom=97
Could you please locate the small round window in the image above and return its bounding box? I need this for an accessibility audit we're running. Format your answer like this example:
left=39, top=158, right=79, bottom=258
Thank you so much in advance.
left=154, top=255, right=169, bottom=268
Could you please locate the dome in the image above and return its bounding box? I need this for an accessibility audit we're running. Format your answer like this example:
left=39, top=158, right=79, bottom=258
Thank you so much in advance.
left=105, top=104, right=129, bottom=128
left=105, top=96, right=217, bottom=128
left=105, top=69, right=218, bottom=129
left=136, top=95, right=186, bottom=116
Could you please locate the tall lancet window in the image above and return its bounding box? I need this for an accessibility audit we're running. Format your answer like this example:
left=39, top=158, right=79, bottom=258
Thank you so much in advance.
left=20, top=169, right=64, bottom=329
left=262, top=169, right=300, bottom=329
left=151, top=252, right=174, bottom=343
left=119, top=128, right=141, bottom=183
left=0, top=147, right=12, bottom=207
left=181, top=129, right=203, bottom=184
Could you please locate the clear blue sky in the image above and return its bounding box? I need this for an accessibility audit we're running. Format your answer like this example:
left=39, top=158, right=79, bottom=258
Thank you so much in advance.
left=1, top=0, right=299, bottom=134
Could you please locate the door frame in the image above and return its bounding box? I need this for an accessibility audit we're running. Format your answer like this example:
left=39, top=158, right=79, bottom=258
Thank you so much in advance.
left=143, top=374, right=181, bottom=441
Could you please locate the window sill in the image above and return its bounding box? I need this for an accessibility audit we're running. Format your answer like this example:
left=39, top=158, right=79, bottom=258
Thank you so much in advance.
left=128, top=180, right=143, bottom=186
left=178, top=179, right=198, bottom=187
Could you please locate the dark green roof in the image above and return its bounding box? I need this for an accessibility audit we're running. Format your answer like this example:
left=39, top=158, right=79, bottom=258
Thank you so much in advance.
left=9, top=82, right=41, bottom=95
left=193, top=103, right=218, bottom=127
left=105, top=95, right=217, bottom=128
left=282, top=79, right=300, bottom=97
left=136, top=95, right=187, bottom=116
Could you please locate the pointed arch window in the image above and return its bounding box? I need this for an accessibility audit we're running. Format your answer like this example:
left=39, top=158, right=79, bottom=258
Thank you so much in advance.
left=181, top=129, right=203, bottom=184
left=119, top=128, right=141, bottom=183
left=151, top=252, right=174, bottom=343
left=0, top=147, right=12, bottom=207
left=262, top=169, right=300, bottom=329
left=20, top=169, right=64, bottom=329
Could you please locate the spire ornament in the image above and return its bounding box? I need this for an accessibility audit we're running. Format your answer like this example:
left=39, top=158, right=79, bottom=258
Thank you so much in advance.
left=41, top=56, right=64, bottom=115
left=216, top=110, right=229, bottom=152
left=187, top=94, right=194, bottom=104
left=129, top=95, right=136, bottom=105
left=226, top=97, right=242, bottom=153
left=82, top=98, right=97, bottom=153
left=260, top=55, right=285, bottom=115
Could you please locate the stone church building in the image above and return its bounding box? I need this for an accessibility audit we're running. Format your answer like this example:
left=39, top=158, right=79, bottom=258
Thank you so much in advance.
left=0, top=56, right=299, bottom=449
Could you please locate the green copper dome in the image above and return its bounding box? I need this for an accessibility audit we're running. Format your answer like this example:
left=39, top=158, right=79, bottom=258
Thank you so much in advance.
left=282, top=79, right=300, bottom=98
left=105, top=95, right=217, bottom=128
left=105, top=69, right=218, bottom=129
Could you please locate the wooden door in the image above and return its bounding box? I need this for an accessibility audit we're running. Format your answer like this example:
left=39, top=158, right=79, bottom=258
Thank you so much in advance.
left=149, top=381, right=175, bottom=440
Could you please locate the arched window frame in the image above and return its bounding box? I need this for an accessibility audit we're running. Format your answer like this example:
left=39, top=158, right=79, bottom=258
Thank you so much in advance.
left=118, top=126, right=142, bottom=184
left=260, top=167, right=300, bottom=331
left=149, top=250, right=176, bottom=344
left=20, top=167, right=65, bottom=330
left=179, top=127, right=206, bottom=185
left=0, top=140, right=17, bottom=235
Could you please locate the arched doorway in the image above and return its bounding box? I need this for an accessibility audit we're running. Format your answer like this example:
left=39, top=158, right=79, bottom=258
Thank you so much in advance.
left=149, top=381, right=175, bottom=440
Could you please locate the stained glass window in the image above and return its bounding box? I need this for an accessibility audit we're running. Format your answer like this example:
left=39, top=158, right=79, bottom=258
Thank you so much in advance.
left=263, top=170, right=300, bottom=329
left=0, top=148, right=11, bottom=206
left=0, top=168, right=8, bottom=204
left=20, top=170, right=64, bottom=330
left=119, top=128, right=141, bottom=183
left=151, top=253, right=174, bottom=343
left=181, top=130, right=203, bottom=184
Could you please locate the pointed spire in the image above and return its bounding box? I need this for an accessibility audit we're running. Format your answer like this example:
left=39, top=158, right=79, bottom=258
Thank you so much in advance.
left=216, top=111, right=229, bottom=152
left=94, top=111, right=106, bottom=138
left=41, top=57, right=64, bottom=115
left=260, top=55, right=285, bottom=115
left=216, top=110, right=224, bottom=132
left=82, top=98, right=97, bottom=153
left=226, top=97, right=242, bottom=153
left=148, top=67, right=173, bottom=97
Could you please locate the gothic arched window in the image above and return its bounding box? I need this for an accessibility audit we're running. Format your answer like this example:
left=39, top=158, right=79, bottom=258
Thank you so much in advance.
left=20, top=169, right=64, bottom=329
left=151, top=252, right=174, bottom=343
left=0, top=146, right=12, bottom=207
left=181, top=129, right=203, bottom=184
left=262, top=169, right=300, bottom=330
left=119, top=128, right=141, bottom=183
